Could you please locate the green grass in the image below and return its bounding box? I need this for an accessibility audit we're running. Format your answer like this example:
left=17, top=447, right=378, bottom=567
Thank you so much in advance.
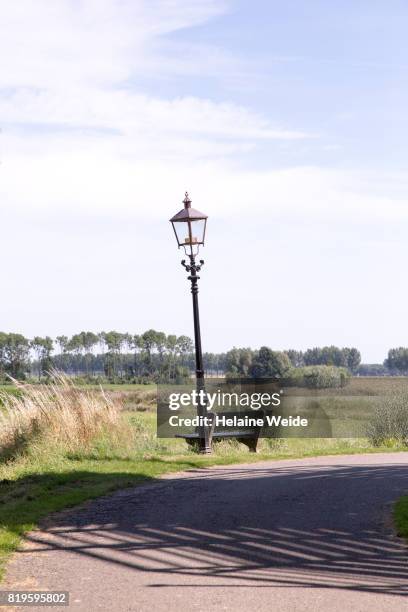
left=0, top=409, right=406, bottom=582
left=394, top=495, right=408, bottom=539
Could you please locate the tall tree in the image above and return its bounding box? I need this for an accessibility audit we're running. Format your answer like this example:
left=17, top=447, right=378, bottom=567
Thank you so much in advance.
left=130, top=334, right=142, bottom=377
left=0, top=332, right=8, bottom=377
left=225, top=347, right=254, bottom=376
left=166, top=334, right=178, bottom=380
left=55, top=335, right=69, bottom=373
left=4, top=333, right=30, bottom=379
left=385, top=347, right=408, bottom=374
left=286, top=350, right=304, bottom=368
left=343, top=347, right=361, bottom=373
left=141, top=329, right=159, bottom=373
left=67, top=334, right=83, bottom=375
left=56, top=335, right=68, bottom=354
left=103, top=331, right=126, bottom=378
left=31, top=336, right=54, bottom=379
left=31, top=337, right=45, bottom=380
left=176, top=335, right=194, bottom=369
left=81, top=331, right=99, bottom=376
left=249, top=347, right=291, bottom=378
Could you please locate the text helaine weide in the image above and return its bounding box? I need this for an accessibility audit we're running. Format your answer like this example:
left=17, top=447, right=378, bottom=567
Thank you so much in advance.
left=168, top=414, right=308, bottom=428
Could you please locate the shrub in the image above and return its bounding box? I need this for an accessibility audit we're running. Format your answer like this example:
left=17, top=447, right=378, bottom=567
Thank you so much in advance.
left=367, top=392, right=408, bottom=446
left=303, top=366, right=350, bottom=389
left=286, top=365, right=350, bottom=389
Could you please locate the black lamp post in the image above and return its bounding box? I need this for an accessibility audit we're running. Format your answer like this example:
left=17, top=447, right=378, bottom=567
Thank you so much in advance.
left=170, top=192, right=211, bottom=454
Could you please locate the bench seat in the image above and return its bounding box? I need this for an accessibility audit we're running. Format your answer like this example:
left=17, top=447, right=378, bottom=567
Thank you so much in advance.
left=175, top=410, right=266, bottom=452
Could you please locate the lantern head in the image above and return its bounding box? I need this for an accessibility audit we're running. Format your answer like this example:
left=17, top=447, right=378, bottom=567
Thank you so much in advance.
left=170, top=192, right=208, bottom=254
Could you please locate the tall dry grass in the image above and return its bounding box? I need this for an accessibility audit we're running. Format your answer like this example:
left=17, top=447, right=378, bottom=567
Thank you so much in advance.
left=0, top=374, right=121, bottom=461
left=367, top=390, right=408, bottom=446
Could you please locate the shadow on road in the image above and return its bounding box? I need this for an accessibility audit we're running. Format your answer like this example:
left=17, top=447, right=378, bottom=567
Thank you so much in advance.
left=20, top=462, right=408, bottom=596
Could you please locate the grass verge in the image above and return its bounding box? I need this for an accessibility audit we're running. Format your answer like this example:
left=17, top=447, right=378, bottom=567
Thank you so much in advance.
left=1, top=429, right=406, bottom=582
left=0, top=378, right=407, bottom=582
left=394, top=495, right=408, bottom=539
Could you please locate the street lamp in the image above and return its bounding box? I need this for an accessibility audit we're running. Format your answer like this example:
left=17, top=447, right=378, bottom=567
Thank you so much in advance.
left=170, top=192, right=211, bottom=454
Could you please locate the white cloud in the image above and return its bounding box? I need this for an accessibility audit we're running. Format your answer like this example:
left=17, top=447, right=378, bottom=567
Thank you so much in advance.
left=2, top=142, right=406, bottom=230
left=1, top=0, right=407, bottom=363
left=0, top=89, right=310, bottom=141
left=0, top=0, right=314, bottom=222
left=0, top=0, right=229, bottom=88
left=0, top=0, right=310, bottom=172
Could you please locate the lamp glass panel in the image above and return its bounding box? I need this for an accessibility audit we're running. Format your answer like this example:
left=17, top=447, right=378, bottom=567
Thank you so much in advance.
left=173, top=221, right=188, bottom=246
left=172, top=218, right=206, bottom=246
left=183, top=219, right=206, bottom=245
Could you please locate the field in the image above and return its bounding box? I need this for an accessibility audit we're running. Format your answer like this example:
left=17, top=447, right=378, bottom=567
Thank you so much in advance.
left=0, top=376, right=407, bottom=581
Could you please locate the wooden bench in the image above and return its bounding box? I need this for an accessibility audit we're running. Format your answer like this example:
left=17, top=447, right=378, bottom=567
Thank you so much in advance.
left=175, top=410, right=266, bottom=453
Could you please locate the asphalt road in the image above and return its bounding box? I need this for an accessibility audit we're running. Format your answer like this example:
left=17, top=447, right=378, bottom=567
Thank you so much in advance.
left=4, top=453, right=408, bottom=611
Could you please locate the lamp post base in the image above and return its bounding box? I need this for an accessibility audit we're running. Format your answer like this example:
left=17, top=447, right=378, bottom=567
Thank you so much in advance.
left=199, top=446, right=212, bottom=455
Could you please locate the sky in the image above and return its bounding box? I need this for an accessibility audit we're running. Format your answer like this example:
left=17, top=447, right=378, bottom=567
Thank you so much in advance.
left=1, top=0, right=408, bottom=362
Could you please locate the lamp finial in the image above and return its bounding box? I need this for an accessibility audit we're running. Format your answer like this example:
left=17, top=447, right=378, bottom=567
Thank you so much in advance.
left=183, top=192, right=191, bottom=208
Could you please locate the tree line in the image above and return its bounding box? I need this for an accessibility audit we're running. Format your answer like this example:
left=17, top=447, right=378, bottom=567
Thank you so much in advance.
left=0, top=331, right=195, bottom=382
left=384, top=348, right=408, bottom=375
left=0, top=332, right=368, bottom=382
left=225, top=345, right=362, bottom=377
